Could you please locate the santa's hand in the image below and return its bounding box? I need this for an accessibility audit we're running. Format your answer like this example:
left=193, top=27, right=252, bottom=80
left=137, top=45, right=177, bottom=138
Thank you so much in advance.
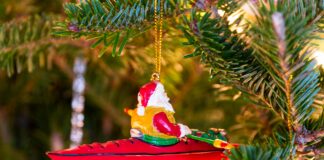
left=178, top=124, right=192, bottom=138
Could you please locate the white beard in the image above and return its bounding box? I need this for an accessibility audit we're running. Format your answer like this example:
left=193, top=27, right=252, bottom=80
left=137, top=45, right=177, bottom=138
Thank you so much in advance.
left=147, top=83, right=175, bottom=112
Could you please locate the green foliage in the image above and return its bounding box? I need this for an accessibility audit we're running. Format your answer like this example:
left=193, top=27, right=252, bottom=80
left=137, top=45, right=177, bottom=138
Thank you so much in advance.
left=229, top=127, right=295, bottom=160
left=246, top=0, right=322, bottom=125
left=180, top=0, right=324, bottom=158
left=229, top=143, right=292, bottom=160
left=54, top=0, right=189, bottom=57
left=179, top=3, right=288, bottom=121
left=304, top=112, right=324, bottom=131
left=0, top=0, right=323, bottom=159
left=0, top=15, right=63, bottom=76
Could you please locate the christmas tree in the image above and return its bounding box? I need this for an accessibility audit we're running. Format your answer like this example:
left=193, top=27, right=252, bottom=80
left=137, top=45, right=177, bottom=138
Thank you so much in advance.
left=0, top=0, right=323, bottom=159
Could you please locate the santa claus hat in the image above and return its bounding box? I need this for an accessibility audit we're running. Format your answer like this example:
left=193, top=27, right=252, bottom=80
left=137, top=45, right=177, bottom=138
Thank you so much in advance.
left=138, top=81, right=159, bottom=107
left=138, top=81, right=164, bottom=107
left=137, top=81, right=174, bottom=114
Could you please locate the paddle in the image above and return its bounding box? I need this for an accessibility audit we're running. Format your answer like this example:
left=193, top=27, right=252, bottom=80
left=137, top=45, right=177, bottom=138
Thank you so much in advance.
left=186, top=132, right=238, bottom=150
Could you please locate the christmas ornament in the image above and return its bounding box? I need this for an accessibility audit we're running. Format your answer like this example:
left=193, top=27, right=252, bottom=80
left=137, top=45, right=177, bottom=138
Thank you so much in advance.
left=47, top=81, right=235, bottom=159
left=47, top=81, right=235, bottom=160
left=47, top=0, right=237, bottom=159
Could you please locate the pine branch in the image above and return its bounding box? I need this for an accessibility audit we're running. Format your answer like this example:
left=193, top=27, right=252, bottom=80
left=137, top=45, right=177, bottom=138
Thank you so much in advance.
left=181, top=0, right=323, bottom=158
left=246, top=1, right=322, bottom=139
left=228, top=143, right=292, bottom=160
left=228, top=125, right=304, bottom=159
left=54, top=0, right=190, bottom=57
left=0, top=15, right=82, bottom=76
left=179, top=4, right=287, bottom=120
left=299, top=110, right=324, bottom=156
left=243, top=0, right=323, bottom=158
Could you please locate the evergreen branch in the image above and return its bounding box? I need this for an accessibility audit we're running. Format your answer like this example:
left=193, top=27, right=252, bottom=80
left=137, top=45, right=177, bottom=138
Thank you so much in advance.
left=272, top=12, right=295, bottom=142
left=243, top=0, right=323, bottom=157
left=228, top=131, right=294, bottom=160
left=0, top=15, right=55, bottom=76
left=228, top=143, right=292, bottom=160
left=0, top=15, right=54, bottom=51
left=179, top=4, right=287, bottom=120
left=0, top=15, right=87, bottom=76
left=313, top=92, right=324, bottom=110
left=295, top=120, right=324, bottom=157
left=246, top=0, right=322, bottom=129
left=181, top=0, right=323, bottom=158
left=54, top=0, right=190, bottom=57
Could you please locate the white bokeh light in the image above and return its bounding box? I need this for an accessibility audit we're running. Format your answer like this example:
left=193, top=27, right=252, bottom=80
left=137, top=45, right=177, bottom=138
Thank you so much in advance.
left=314, top=51, right=324, bottom=67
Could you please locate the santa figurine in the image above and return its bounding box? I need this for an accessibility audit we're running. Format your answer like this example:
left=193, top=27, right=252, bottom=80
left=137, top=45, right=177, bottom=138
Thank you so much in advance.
left=125, top=80, right=192, bottom=146
left=47, top=80, right=236, bottom=160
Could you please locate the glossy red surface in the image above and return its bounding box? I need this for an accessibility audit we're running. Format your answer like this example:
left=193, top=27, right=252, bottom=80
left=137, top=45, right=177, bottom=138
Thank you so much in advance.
left=153, top=112, right=181, bottom=137
left=47, top=138, right=228, bottom=160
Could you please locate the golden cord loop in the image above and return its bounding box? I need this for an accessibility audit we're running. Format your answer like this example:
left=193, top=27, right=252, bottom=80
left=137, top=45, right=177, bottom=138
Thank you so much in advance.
left=151, top=72, right=160, bottom=81
left=152, top=0, right=163, bottom=81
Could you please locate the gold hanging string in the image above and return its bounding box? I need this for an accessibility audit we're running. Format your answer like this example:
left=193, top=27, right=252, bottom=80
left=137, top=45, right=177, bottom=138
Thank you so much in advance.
left=152, top=0, right=163, bottom=81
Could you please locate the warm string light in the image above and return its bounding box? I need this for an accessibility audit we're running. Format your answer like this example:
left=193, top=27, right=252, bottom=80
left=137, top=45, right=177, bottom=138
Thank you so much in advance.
left=217, top=2, right=257, bottom=34
left=70, top=57, right=86, bottom=148
left=314, top=51, right=324, bottom=68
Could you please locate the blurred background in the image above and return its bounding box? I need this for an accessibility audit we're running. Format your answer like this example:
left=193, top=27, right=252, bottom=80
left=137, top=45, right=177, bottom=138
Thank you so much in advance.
left=0, top=0, right=281, bottom=160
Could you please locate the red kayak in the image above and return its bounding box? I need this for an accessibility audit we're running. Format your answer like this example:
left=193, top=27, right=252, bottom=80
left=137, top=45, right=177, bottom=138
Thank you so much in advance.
left=47, top=138, right=228, bottom=160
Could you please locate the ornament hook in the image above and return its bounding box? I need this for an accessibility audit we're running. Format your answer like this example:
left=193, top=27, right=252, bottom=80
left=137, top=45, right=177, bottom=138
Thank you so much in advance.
left=151, top=72, right=160, bottom=81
